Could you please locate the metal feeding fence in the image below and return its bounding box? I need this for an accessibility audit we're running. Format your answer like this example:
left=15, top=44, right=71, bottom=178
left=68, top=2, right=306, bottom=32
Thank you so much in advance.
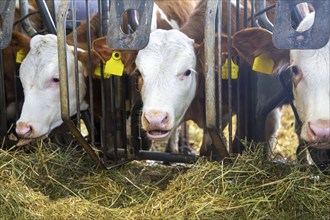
left=0, top=0, right=329, bottom=169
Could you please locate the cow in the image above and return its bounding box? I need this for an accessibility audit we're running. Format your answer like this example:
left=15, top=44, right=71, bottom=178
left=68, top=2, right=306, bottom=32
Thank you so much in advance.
left=91, top=0, right=255, bottom=158
left=12, top=1, right=201, bottom=146
left=3, top=0, right=47, bottom=125
left=92, top=0, right=302, bottom=159
left=232, top=12, right=330, bottom=163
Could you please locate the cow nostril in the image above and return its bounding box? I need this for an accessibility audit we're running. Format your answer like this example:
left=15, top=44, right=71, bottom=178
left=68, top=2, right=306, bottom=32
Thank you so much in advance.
left=162, top=114, right=168, bottom=124
left=308, top=120, right=330, bottom=141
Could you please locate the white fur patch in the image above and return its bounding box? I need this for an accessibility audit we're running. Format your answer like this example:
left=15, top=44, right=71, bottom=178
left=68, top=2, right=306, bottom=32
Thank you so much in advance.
left=291, top=13, right=330, bottom=142
left=136, top=29, right=197, bottom=133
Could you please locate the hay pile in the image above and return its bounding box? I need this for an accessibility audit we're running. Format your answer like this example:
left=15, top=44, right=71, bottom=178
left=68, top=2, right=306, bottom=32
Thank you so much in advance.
left=1, top=140, right=329, bottom=219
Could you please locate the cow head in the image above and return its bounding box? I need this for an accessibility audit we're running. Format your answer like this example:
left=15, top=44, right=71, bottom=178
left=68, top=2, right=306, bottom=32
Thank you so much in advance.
left=93, top=29, right=230, bottom=141
left=13, top=33, right=90, bottom=143
left=93, top=29, right=198, bottom=140
left=233, top=12, right=330, bottom=146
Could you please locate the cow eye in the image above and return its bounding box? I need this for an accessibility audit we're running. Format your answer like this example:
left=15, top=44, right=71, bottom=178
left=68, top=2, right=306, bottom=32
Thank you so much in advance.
left=290, top=65, right=302, bottom=87
left=291, top=66, right=299, bottom=75
left=184, top=70, right=191, bottom=76
left=135, top=70, right=141, bottom=77
left=52, top=77, right=60, bottom=83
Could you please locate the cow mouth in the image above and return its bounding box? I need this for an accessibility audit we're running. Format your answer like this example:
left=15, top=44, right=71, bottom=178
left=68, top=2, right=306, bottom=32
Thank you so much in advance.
left=16, top=135, right=48, bottom=147
left=308, top=142, right=330, bottom=150
left=147, top=130, right=171, bottom=140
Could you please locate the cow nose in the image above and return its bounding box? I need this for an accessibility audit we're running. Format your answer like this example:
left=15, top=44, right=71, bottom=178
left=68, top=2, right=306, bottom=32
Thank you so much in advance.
left=16, top=122, right=33, bottom=137
left=308, top=120, right=330, bottom=142
left=143, top=111, right=169, bottom=129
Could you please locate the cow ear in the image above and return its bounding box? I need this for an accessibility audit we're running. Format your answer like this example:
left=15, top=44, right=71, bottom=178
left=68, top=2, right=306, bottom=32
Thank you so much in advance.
left=77, top=49, right=100, bottom=77
left=92, top=37, right=138, bottom=74
left=10, top=31, right=31, bottom=54
left=232, top=27, right=290, bottom=74
left=194, top=34, right=237, bottom=73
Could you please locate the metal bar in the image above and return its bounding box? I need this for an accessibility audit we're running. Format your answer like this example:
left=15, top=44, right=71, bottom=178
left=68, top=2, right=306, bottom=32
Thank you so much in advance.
left=205, top=0, right=229, bottom=159
left=72, top=0, right=81, bottom=132
left=85, top=0, right=95, bottom=145
left=35, top=0, right=57, bottom=34
left=0, top=50, right=7, bottom=139
left=57, top=0, right=105, bottom=169
left=107, top=0, right=154, bottom=50
left=255, top=0, right=274, bottom=31
left=227, top=0, right=233, bottom=150
left=205, top=0, right=217, bottom=128
left=135, top=151, right=199, bottom=164
left=217, top=0, right=223, bottom=136
left=19, top=0, right=38, bottom=37
left=0, top=0, right=15, bottom=49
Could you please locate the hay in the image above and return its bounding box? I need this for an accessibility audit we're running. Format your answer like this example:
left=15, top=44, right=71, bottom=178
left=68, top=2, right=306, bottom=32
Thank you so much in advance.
left=0, top=140, right=329, bottom=220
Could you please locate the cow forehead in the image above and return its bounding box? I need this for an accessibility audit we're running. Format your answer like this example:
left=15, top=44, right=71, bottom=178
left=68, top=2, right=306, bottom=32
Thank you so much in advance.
left=291, top=39, right=330, bottom=79
left=20, top=34, right=74, bottom=86
left=291, top=12, right=329, bottom=80
left=136, top=29, right=196, bottom=76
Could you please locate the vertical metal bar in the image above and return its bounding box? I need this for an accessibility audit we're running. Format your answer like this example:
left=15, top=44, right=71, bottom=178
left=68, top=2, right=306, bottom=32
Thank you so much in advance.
left=251, top=0, right=256, bottom=26
left=244, top=0, right=248, bottom=28
left=111, top=77, right=118, bottom=161
left=243, top=0, right=249, bottom=142
left=236, top=0, right=240, bottom=31
left=205, top=0, right=230, bottom=159
left=233, top=0, right=242, bottom=153
left=98, top=0, right=107, bottom=164
left=19, top=0, right=37, bottom=36
left=217, top=0, right=223, bottom=133
left=0, top=50, right=7, bottom=139
left=85, top=0, right=95, bottom=145
left=57, top=0, right=105, bottom=168
left=205, top=0, right=217, bottom=128
left=72, top=0, right=81, bottom=131
left=227, top=0, right=233, bottom=150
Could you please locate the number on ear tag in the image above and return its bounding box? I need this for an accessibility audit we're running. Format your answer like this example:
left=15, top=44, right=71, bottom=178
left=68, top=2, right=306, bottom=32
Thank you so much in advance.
left=104, top=51, right=124, bottom=77
left=222, top=59, right=239, bottom=79
left=16, top=49, right=26, bottom=63
left=252, top=53, right=274, bottom=74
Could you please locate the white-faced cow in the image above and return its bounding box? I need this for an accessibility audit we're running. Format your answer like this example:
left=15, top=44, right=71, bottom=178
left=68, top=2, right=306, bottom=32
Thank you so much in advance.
left=233, top=12, right=330, bottom=147
left=92, top=0, right=302, bottom=158
left=92, top=0, right=255, bottom=157
left=12, top=1, right=200, bottom=145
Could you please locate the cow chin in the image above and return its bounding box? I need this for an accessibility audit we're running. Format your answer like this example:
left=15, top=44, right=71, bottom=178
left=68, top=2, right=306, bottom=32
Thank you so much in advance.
left=16, top=134, right=48, bottom=147
left=300, top=121, right=330, bottom=148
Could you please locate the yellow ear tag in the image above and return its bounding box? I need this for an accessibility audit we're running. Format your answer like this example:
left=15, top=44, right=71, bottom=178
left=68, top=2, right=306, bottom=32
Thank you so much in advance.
left=94, top=64, right=101, bottom=77
left=222, top=59, right=239, bottom=79
left=252, top=53, right=274, bottom=74
left=16, top=49, right=26, bottom=63
left=104, top=51, right=124, bottom=77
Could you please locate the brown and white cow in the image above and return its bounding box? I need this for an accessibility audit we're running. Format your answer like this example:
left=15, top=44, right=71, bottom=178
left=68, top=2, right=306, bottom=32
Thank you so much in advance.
left=3, top=0, right=48, bottom=124
left=233, top=12, right=330, bottom=146
left=92, top=0, right=255, bottom=157
left=13, top=1, right=200, bottom=144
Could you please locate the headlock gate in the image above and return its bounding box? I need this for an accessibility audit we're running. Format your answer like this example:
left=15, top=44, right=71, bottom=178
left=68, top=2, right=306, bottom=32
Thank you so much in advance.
left=0, top=0, right=329, bottom=169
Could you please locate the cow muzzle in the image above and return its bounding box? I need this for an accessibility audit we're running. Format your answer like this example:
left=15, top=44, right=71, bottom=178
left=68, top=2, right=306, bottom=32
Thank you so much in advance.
left=142, top=111, right=172, bottom=140
left=304, top=119, right=330, bottom=148
left=15, top=121, right=48, bottom=146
